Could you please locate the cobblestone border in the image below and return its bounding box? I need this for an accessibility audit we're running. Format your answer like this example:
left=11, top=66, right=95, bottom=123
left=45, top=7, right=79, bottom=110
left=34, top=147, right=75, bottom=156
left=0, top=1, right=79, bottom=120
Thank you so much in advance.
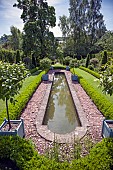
left=36, top=70, right=88, bottom=143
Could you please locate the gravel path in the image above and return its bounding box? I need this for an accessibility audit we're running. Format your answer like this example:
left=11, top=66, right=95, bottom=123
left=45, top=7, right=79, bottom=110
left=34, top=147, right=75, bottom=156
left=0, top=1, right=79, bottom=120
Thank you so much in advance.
left=21, top=71, right=104, bottom=155
left=73, top=82, right=104, bottom=143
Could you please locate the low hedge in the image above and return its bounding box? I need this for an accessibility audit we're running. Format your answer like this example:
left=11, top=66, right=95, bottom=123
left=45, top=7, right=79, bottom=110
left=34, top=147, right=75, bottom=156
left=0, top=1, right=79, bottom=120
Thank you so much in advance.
left=71, top=138, right=113, bottom=170
left=0, top=136, right=69, bottom=170
left=53, top=64, right=66, bottom=70
left=71, top=68, right=113, bottom=119
left=79, top=66, right=100, bottom=79
left=30, top=67, right=39, bottom=74
left=0, top=136, right=113, bottom=170
left=0, top=70, right=46, bottom=124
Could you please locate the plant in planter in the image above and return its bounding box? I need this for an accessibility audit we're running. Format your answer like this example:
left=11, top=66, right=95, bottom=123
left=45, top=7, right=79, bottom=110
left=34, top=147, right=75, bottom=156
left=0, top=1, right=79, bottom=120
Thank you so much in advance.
left=0, top=61, right=29, bottom=137
left=40, top=58, right=52, bottom=81
left=69, top=58, right=78, bottom=81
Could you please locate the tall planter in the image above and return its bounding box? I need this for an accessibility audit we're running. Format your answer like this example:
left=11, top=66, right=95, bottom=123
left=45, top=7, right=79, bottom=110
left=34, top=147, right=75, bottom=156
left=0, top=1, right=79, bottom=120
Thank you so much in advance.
left=42, top=74, right=49, bottom=81
left=66, top=66, right=70, bottom=71
left=0, top=119, right=25, bottom=138
left=102, top=119, right=113, bottom=138
left=71, top=74, right=78, bottom=81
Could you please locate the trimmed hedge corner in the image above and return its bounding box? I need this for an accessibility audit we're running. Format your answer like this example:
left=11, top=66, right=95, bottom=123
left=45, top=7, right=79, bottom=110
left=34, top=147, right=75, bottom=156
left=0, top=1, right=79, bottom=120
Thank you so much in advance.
left=71, top=68, right=113, bottom=119
left=0, top=136, right=113, bottom=169
left=79, top=66, right=100, bottom=79
left=0, top=70, right=46, bottom=124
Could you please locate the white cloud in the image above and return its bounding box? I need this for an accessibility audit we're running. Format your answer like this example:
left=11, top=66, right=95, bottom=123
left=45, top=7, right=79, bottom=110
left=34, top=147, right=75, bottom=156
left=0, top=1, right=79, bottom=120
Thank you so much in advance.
left=47, top=0, right=64, bottom=6
left=0, top=0, right=24, bottom=36
left=50, top=26, right=62, bottom=37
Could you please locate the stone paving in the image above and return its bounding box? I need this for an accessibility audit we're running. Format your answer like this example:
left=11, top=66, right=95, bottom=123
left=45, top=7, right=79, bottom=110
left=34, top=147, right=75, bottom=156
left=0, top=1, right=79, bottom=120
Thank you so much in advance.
left=21, top=69, right=104, bottom=153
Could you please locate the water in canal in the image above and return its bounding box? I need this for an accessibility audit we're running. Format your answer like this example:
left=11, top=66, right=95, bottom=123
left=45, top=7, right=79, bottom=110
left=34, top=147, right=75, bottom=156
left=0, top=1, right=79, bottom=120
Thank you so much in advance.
left=43, top=73, right=81, bottom=134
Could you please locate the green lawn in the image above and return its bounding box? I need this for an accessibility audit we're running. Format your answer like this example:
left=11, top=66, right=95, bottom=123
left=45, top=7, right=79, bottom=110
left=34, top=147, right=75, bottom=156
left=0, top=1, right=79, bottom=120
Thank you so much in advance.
left=75, top=68, right=113, bottom=103
left=0, top=70, right=41, bottom=114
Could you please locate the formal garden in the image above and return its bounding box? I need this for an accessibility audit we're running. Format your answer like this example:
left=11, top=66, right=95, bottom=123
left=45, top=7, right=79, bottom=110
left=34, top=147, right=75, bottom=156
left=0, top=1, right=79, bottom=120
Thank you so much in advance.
left=0, top=0, right=113, bottom=169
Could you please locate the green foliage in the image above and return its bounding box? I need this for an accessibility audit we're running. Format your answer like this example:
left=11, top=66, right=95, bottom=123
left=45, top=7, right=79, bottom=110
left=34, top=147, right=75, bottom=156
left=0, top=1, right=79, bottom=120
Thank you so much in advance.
left=0, top=61, right=29, bottom=128
left=101, top=50, right=108, bottom=65
left=100, top=61, right=113, bottom=96
left=14, top=0, right=56, bottom=59
left=71, top=68, right=113, bottom=119
left=64, top=56, right=72, bottom=65
left=71, top=138, right=113, bottom=170
left=53, top=64, right=66, bottom=69
left=0, top=70, right=46, bottom=124
left=0, top=136, right=113, bottom=169
left=69, top=58, right=78, bottom=75
left=0, top=49, right=16, bottom=63
left=85, top=54, right=90, bottom=68
left=10, top=26, right=22, bottom=50
left=16, top=50, right=21, bottom=63
left=79, top=66, right=100, bottom=79
left=90, top=58, right=99, bottom=68
left=64, top=0, right=106, bottom=56
left=40, top=58, right=52, bottom=70
left=88, top=65, right=94, bottom=70
left=0, top=136, right=69, bottom=170
left=69, top=58, right=78, bottom=68
left=0, top=62, right=29, bottom=102
left=30, top=67, right=39, bottom=74
left=96, top=31, right=113, bottom=51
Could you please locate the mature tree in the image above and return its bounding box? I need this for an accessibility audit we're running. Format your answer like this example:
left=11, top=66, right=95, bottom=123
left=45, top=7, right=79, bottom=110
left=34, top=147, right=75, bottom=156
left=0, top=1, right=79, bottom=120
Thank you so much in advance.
left=14, top=0, right=56, bottom=60
left=56, top=46, right=64, bottom=64
left=16, top=50, right=21, bottom=63
left=40, top=57, right=52, bottom=70
left=96, top=31, right=113, bottom=51
left=101, top=50, right=108, bottom=65
left=0, top=61, right=29, bottom=130
left=58, top=15, right=70, bottom=40
left=86, top=54, right=90, bottom=68
left=0, top=34, right=11, bottom=49
left=87, top=0, right=106, bottom=46
left=10, top=26, right=22, bottom=50
left=67, top=0, right=106, bottom=55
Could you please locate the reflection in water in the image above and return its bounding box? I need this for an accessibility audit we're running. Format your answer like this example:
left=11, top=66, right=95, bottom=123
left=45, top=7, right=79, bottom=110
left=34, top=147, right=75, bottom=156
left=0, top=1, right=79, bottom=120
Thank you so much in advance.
left=43, top=73, right=80, bottom=134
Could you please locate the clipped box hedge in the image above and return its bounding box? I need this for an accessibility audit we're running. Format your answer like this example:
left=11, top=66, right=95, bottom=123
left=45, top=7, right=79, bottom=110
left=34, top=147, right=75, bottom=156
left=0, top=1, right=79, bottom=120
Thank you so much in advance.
left=0, top=70, right=46, bottom=124
left=0, top=136, right=113, bottom=170
left=79, top=66, right=100, bottom=79
left=71, top=68, right=113, bottom=119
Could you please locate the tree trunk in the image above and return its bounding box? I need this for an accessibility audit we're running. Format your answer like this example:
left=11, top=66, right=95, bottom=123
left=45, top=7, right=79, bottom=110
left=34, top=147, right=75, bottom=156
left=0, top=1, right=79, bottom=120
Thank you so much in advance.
left=6, top=98, right=11, bottom=130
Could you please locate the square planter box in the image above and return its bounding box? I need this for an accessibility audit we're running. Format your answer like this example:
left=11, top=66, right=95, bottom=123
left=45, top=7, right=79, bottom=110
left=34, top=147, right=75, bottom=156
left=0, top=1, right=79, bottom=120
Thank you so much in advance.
left=0, top=119, right=25, bottom=138
left=42, top=74, right=49, bottom=81
left=71, top=74, right=78, bottom=81
left=50, top=66, right=54, bottom=70
left=102, top=119, right=113, bottom=138
left=66, top=66, right=70, bottom=71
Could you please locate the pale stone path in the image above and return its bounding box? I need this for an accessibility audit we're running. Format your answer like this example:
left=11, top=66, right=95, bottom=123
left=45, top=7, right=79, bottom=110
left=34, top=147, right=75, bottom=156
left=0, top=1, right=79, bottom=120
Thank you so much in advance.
left=21, top=70, right=104, bottom=154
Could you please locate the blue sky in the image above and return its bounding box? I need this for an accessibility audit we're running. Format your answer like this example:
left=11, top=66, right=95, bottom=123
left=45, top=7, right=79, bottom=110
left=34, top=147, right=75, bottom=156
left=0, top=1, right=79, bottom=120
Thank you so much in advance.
left=0, top=0, right=113, bottom=37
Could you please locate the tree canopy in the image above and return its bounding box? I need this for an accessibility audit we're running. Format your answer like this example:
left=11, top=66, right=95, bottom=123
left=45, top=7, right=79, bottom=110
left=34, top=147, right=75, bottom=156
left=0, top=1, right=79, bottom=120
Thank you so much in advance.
left=59, top=0, right=106, bottom=56
left=13, top=0, right=56, bottom=60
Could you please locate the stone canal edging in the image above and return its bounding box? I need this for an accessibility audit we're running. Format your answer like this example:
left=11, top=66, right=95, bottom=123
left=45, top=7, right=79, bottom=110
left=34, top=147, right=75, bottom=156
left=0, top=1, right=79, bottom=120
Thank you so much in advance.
left=36, top=70, right=88, bottom=143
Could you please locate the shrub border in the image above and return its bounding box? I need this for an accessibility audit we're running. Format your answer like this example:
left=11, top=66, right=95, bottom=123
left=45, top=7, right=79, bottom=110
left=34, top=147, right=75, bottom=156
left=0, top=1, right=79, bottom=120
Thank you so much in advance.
left=71, top=68, right=113, bottom=119
left=0, top=70, right=47, bottom=123
left=79, top=66, right=100, bottom=79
